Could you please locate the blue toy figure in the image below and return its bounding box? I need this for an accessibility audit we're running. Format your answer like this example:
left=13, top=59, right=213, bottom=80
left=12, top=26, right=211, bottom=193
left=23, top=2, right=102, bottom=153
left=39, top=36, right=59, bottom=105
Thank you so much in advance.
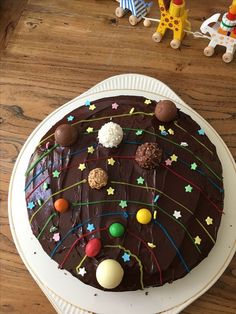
left=115, top=0, right=152, bottom=25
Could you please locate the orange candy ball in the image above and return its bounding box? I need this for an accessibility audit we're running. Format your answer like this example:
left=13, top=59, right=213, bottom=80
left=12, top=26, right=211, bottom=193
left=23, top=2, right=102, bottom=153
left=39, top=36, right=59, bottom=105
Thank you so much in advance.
left=54, top=198, right=69, bottom=213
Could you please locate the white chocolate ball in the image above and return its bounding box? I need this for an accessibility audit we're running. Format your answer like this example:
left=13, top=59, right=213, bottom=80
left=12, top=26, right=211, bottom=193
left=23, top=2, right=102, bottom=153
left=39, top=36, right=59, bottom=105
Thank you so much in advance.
left=98, top=122, right=123, bottom=148
left=96, top=259, right=124, bottom=289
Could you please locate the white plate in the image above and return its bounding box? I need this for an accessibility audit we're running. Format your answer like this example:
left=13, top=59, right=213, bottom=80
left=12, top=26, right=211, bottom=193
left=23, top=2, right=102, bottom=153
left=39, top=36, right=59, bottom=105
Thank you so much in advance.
left=9, top=74, right=236, bottom=314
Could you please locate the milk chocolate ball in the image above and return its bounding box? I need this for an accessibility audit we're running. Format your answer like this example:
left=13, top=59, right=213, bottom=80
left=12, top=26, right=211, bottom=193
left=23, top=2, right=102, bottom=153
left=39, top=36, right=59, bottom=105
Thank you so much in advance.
left=54, top=124, right=77, bottom=147
left=135, top=143, right=162, bottom=169
left=88, top=168, right=108, bottom=189
left=155, top=100, right=178, bottom=122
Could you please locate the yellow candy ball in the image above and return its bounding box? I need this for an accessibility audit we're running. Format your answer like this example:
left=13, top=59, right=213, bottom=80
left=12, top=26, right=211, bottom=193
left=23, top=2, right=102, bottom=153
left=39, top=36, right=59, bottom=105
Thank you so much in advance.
left=136, top=208, right=152, bottom=224
left=96, top=259, right=124, bottom=289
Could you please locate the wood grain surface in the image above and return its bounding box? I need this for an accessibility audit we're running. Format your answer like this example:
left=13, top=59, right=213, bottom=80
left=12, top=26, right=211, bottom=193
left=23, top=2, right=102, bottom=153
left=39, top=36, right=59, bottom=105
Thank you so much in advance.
left=0, top=0, right=235, bottom=313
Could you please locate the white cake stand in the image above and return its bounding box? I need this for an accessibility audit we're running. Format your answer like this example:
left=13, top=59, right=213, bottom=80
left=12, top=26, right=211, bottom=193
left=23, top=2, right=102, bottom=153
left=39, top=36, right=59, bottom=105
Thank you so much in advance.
left=9, top=74, right=236, bottom=314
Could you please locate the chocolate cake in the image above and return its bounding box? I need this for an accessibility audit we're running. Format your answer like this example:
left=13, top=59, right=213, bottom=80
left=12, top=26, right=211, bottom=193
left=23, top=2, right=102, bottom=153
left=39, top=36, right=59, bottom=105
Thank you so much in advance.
left=25, top=95, right=224, bottom=291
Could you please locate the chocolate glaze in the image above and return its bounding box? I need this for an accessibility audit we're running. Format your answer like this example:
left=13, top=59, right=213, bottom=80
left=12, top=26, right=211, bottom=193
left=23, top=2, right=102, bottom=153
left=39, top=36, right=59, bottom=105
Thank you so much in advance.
left=25, top=96, right=224, bottom=291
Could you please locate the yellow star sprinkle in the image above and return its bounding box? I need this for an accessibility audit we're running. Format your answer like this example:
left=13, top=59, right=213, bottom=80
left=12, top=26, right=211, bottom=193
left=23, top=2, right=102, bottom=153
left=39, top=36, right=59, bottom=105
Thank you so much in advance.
left=205, top=216, right=213, bottom=225
left=107, top=157, right=115, bottom=166
left=159, top=125, right=165, bottom=132
left=89, top=104, right=96, bottom=111
left=107, top=187, right=115, bottom=195
left=87, top=146, right=95, bottom=154
left=147, top=242, right=156, bottom=248
left=144, top=99, right=152, bottom=105
left=78, top=163, right=86, bottom=171
left=86, top=127, right=94, bottom=133
left=129, top=107, right=135, bottom=114
left=194, top=236, right=202, bottom=245
left=170, top=154, right=178, bottom=162
left=168, top=128, right=174, bottom=135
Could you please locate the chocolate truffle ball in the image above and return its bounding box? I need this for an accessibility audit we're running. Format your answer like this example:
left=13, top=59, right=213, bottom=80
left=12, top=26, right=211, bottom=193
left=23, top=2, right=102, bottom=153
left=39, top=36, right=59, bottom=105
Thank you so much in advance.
left=88, top=168, right=108, bottom=189
left=135, top=143, right=162, bottom=169
left=155, top=100, right=178, bottom=122
left=54, top=124, right=78, bottom=147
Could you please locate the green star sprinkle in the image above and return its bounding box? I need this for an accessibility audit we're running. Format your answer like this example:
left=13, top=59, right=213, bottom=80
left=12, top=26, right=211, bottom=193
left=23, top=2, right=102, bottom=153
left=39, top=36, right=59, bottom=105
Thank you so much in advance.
left=185, top=184, right=193, bottom=193
left=191, top=162, right=198, bottom=170
left=43, top=182, right=49, bottom=190
left=136, top=129, right=143, bottom=136
left=137, top=177, right=145, bottom=185
left=52, top=170, right=60, bottom=178
left=119, top=200, right=128, bottom=209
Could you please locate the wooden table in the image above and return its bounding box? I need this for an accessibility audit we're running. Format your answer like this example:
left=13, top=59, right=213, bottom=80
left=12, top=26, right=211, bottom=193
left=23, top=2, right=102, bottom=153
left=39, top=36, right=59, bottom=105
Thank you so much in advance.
left=0, top=0, right=235, bottom=313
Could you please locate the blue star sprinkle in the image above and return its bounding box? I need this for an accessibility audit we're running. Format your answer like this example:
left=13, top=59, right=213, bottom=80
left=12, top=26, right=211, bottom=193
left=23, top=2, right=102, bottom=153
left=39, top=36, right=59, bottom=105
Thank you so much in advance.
left=85, top=100, right=91, bottom=107
left=198, top=129, right=205, bottom=135
left=27, top=202, right=35, bottom=210
left=161, top=130, right=168, bottom=136
left=87, top=223, right=95, bottom=232
left=122, top=252, right=131, bottom=262
left=67, top=115, right=74, bottom=122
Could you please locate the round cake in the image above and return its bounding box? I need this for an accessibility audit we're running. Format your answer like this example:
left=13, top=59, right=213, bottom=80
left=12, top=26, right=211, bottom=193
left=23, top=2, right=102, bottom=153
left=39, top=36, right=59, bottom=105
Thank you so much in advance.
left=25, top=96, right=224, bottom=291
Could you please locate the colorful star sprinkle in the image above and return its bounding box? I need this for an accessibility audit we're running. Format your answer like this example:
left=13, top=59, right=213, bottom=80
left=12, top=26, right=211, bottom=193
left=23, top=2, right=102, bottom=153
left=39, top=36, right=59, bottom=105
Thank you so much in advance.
left=107, top=157, right=115, bottom=166
left=180, top=142, right=188, bottom=147
left=137, top=176, right=145, bottom=185
left=89, top=104, right=96, bottom=111
left=194, top=236, right=202, bottom=245
left=86, top=127, right=93, bottom=133
left=191, top=162, right=198, bottom=170
left=119, top=200, right=127, bottom=209
left=52, top=170, right=60, bottom=178
left=78, top=163, right=86, bottom=171
left=198, top=129, right=205, bottom=136
left=122, top=252, right=131, bottom=262
left=43, top=182, right=49, bottom=190
left=136, top=129, right=143, bottom=136
left=159, top=125, right=165, bottom=132
left=78, top=267, right=87, bottom=276
left=168, top=128, right=174, bottom=135
left=165, top=159, right=172, bottom=166
left=67, top=115, right=74, bottom=122
left=27, top=202, right=35, bottom=210
left=129, top=107, right=135, bottom=114
left=84, top=100, right=90, bottom=107
left=87, top=223, right=95, bottom=232
left=107, top=187, right=115, bottom=195
left=53, top=233, right=60, bottom=242
left=112, top=103, right=119, bottom=110
left=87, top=146, right=95, bottom=154
left=161, top=130, right=168, bottom=136
left=170, top=154, right=178, bottom=162
left=205, top=216, right=213, bottom=225
left=144, top=99, right=152, bottom=105
left=173, top=210, right=182, bottom=219
left=185, top=184, right=193, bottom=193
left=147, top=242, right=156, bottom=249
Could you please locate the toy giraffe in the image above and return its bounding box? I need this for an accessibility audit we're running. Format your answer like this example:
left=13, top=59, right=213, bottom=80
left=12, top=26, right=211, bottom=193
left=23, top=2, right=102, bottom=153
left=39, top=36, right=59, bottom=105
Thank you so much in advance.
left=153, top=0, right=191, bottom=49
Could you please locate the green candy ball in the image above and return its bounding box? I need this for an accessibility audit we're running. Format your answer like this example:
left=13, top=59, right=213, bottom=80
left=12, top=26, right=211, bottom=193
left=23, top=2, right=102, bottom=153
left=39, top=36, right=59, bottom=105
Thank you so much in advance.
left=109, top=223, right=125, bottom=238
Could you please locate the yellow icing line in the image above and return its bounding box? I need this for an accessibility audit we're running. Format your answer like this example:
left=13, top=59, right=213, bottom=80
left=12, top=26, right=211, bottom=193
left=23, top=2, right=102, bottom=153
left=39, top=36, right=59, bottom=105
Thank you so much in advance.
left=174, top=121, right=213, bottom=155
left=111, top=180, right=215, bottom=245
left=105, top=244, right=144, bottom=289
left=29, top=179, right=87, bottom=224
left=75, top=255, right=87, bottom=274
left=38, top=111, right=154, bottom=146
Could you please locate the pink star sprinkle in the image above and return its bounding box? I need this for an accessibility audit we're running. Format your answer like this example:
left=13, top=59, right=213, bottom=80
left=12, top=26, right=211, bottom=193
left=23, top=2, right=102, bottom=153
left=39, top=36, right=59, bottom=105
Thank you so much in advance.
left=112, top=103, right=119, bottom=110
left=53, top=233, right=60, bottom=242
left=165, top=159, right=172, bottom=166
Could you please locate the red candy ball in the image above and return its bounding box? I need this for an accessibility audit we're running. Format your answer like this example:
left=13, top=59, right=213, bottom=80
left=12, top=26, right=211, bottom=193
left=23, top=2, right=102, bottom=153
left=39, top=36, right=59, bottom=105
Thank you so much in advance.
left=85, top=238, right=102, bottom=257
